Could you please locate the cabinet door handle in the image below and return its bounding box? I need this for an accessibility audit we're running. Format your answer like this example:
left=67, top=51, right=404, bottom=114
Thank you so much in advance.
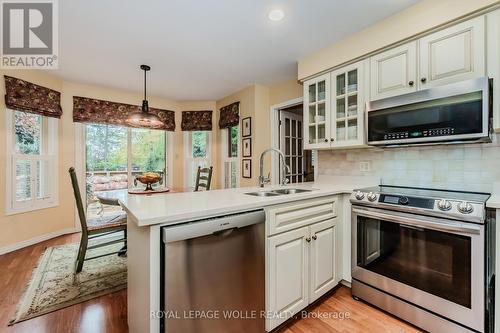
left=312, top=235, right=317, bottom=240
left=331, top=138, right=335, bottom=142
left=305, top=237, right=311, bottom=243
left=408, top=80, right=414, bottom=86
left=324, top=139, right=328, bottom=143
left=420, top=77, right=427, bottom=83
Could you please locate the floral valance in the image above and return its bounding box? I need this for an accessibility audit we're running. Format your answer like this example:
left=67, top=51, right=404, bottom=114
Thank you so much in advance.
left=181, top=110, right=212, bottom=131
left=219, top=102, right=239, bottom=129
left=4, top=75, right=62, bottom=118
left=73, top=96, right=176, bottom=131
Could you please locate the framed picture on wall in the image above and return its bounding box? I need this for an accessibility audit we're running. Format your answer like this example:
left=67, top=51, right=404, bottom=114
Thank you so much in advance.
left=242, top=117, right=251, bottom=137
left=242, top=159, right=252, bottom=178
left=242, top=138, right=252, bottom=157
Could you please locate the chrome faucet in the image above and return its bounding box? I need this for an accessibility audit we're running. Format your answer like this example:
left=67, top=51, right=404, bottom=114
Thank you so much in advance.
left=258, top=148, right=291, bottom=187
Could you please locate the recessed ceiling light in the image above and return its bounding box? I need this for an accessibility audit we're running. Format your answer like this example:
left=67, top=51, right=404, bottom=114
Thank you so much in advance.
left=268, top=9, right=285, bottom=22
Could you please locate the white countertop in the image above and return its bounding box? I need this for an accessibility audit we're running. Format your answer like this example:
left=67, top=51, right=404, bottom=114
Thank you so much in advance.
left=120, top=175, right=379, bottom=227
left=487, top=182, right=500, bottom=209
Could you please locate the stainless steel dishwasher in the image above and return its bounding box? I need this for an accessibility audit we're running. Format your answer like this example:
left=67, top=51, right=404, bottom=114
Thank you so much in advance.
left=161, top=210, right=265, bottom=333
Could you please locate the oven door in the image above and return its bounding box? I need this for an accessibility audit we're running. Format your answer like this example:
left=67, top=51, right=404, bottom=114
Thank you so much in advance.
left=351, top=205, right=484, bottom=331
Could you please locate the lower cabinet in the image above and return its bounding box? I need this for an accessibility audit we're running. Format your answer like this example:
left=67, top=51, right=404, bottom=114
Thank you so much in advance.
left=266, top=217, right=340, bottom=331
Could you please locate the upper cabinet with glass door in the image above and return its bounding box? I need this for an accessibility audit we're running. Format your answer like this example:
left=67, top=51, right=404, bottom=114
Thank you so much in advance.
left=303, top=73, right=330, bottom=149
left=331, top=60, right=367, bottom=148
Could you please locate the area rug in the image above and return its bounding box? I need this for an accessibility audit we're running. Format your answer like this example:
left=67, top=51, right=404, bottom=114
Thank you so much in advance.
left=10, top=241, right=127, bottom=325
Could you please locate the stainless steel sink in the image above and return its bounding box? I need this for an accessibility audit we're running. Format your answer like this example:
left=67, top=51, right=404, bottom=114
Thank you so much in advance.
left=245, top=188, right=313, bottom=197
left=245, top=191, right=281, bottom=197
left=271, top=188, right=312, bottom=195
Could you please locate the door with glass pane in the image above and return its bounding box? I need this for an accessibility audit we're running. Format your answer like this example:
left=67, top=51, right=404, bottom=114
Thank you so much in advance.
left=280, top=111, right=304, bottom=184
left=85, top=124, right=166, bottom=217
left=304, top=73, right=330, bottom=149
left=331, top=61, right=366, bottom=147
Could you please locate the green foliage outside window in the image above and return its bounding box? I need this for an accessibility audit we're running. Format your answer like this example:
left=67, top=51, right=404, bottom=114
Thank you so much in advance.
left=229, top=126, right=238, bottom=157
left=15, top=111, right=41, bottom=155
left=192, top=131, right=207, bottom=157
left=85, top=124, right=166, bottom=172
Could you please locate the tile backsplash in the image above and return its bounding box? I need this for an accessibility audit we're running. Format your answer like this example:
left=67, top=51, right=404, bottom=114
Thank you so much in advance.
left=318, top=134, right=500, bottom=193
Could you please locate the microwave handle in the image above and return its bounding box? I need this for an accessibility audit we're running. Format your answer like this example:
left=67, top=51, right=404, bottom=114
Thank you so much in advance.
left=352, top=207, right=481, bottom=235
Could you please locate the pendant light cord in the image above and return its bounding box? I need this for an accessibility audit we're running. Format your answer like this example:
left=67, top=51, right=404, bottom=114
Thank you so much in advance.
left=144, top=68, right=147, bottom=101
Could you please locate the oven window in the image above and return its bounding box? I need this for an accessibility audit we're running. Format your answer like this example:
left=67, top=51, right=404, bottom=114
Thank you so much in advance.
left=357, top=216, right=472, bottom=308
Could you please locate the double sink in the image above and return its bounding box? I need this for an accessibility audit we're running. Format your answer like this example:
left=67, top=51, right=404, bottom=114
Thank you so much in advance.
left=245, top=188, right=313, bottom=197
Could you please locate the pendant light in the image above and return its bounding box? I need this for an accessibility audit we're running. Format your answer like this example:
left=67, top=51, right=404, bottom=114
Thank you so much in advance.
left=125, top=64, right=164, bottom=129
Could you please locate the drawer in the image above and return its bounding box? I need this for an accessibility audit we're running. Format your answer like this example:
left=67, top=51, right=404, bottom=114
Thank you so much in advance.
left=267, top=197, right=337, bottom=236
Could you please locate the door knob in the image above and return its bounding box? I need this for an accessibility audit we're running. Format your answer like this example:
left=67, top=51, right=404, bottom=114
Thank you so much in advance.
left=324, top=139, right=328, bottom=142
left=312, top=235, right=317, bottom=240
left=305, top=237, right=311, bottom=243
left=408, top=81, right=414, bottom=86
left=421, top=77, right=427, bottom=83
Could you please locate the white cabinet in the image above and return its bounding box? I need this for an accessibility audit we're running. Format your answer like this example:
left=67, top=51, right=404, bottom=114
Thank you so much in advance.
left=370, top=42, right=417, bottom=100
left=303, top=74, right=330, bottom=149
left=331, top=60, right=367, bottom=148
left=266, top=197, right=341, bottom=331
left=419, top=16, right=485, bottom=89
left=303, top=61, right=367, bottom=150
left=267, top=226, right=309, bottom=330
left=309, top=219, right=339, bottom=303
left=370, top=16, right=485, bottom=101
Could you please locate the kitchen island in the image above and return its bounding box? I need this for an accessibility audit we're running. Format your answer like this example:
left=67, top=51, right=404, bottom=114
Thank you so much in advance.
left=120, top=176, right=377, bottom=333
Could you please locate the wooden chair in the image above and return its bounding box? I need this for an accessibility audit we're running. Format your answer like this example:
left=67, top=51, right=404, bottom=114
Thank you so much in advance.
left=69, top=167, right=127, bottom=273
left=194, top=166, right=213, bottom=191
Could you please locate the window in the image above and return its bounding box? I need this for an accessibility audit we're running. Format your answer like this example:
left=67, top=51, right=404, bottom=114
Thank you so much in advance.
left=221, top=126, right=239, bottom=188
left=85, top=124, right=167, bottom=191
left=6, top=110, right=58, bottom=214
left=185, top=131, right=211, bottom=188
left=84, top=124, right=168, bottom=218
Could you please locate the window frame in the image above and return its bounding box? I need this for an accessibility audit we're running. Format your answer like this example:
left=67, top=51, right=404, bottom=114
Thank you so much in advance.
left=221, top=125, right=240, bottom=188
left=5, top=109, right=59, bottom=215
left=184, top=131, right=212, bottom=188
left=84, top=124, right=170, bottom=190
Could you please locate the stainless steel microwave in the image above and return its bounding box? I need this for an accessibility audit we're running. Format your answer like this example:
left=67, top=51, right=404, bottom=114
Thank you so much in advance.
left=366, top=77, right=491, bottom=146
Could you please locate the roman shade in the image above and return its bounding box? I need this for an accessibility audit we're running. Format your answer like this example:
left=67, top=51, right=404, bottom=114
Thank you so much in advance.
left=218, top=102, right=239, bottom=129
left=73, top=96, right=175, bottom=131
left=4, top=75, right=62, bottom=118
left=181, top=110, right=213, bottom=131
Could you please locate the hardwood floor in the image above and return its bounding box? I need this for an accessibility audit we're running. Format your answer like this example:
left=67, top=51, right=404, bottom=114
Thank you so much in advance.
left=0, top=233, right=422, bottom=333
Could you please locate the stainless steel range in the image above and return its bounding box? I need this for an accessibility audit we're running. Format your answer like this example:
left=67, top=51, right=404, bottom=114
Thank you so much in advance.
left=350, top=185, right=495, bottom=333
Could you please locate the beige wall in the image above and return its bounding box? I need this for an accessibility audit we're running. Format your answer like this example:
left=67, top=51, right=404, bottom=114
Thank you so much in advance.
left=298, top=0, right=499, bottom=80
left=0, top=70, right=215, bottom=251
left=0, top=69, right=301, bottom=251
left=215, top=79, right=303, bottom=188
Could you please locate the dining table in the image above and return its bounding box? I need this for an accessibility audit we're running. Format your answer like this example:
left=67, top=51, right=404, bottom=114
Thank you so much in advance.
left=96, top=187, right=190, bottom=206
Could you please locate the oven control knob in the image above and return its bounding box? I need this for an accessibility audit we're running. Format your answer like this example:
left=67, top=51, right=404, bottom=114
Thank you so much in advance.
left=398, top=196, right=409, bottom=205
left=367, top=192, right=378, bottom=202
left=457, top=201, right=474, bottom=214
left=437, top=199, right=452, bottom=211
left=355, top=191, right=365, bottom=200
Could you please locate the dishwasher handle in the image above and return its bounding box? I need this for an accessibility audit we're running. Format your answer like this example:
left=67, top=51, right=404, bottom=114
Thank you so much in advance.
left=163, top=210, right=265, bottom=243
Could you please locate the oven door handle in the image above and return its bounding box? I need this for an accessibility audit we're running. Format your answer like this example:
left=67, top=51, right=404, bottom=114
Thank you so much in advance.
left=352, top=207, right=481, bottom=235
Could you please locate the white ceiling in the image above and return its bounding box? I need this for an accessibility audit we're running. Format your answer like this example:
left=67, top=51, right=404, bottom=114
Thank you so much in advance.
left=56, top=0, right=419, bottom=101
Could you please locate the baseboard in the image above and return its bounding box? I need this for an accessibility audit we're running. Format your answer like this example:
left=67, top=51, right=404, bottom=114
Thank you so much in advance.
left=0, top=228, right=78, bottom=255
left=340, top=279, right=352, bottom=288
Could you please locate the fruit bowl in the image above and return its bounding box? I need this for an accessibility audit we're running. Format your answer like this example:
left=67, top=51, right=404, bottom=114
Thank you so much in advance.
left=134, top=172, right=162, bottom=191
